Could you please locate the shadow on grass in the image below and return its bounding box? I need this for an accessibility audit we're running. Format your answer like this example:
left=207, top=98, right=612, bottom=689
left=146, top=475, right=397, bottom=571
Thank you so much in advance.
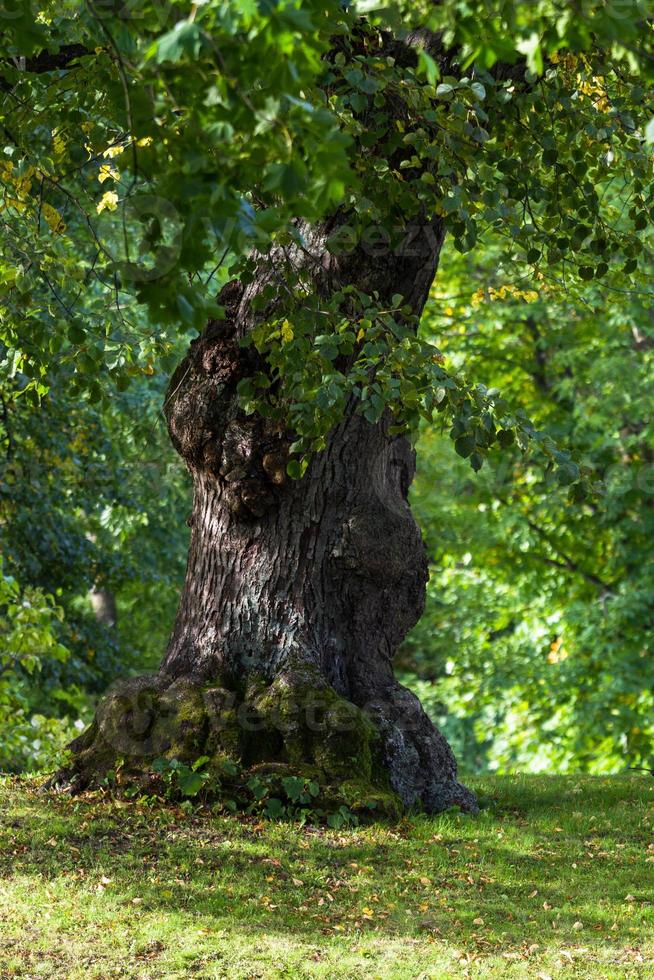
left=1, top=773, right=652, bottom=967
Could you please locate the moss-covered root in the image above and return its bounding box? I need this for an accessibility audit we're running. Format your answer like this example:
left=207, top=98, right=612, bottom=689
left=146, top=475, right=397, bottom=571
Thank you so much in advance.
left=48, top=668, right=403, bottom=818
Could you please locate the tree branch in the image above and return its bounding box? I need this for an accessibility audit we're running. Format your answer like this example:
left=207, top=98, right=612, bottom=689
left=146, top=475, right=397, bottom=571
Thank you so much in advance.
left=0, top=392, right=13, bottom=460
left=523, top=514, right=613, bottom=590
left=21, top=45, right=91, bottom=74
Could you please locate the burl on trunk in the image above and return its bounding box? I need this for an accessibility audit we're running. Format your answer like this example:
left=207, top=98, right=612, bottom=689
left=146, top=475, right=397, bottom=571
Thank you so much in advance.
left=61, top=214, right=477, bottom=816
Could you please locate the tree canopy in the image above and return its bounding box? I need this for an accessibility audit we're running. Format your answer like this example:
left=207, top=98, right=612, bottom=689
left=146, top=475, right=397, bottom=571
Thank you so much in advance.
left=2, top=0, right=654, bottom=479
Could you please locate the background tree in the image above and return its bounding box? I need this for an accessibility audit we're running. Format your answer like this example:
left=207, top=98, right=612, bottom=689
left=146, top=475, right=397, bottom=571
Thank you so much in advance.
left=404, top=235, right=654, bottom=773
left=0, top=363, right=190, bottom=770
left=1, top=0, right=653, bottom=812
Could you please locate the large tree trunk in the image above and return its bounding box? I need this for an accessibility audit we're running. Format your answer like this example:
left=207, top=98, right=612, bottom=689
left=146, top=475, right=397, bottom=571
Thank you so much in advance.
left=58, top=26, right=479, bottom=814
left=60, top=209, right=477, bottom=815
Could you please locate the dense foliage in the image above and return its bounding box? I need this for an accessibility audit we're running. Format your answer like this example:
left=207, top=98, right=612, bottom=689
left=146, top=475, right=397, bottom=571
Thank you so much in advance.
left=2, top=1, right=654, bottom=475
left=404, top=238, right=654, bottom=773
left=1, top=1, right=653, bottom=772
left=0, top=370, right=189, bottom=770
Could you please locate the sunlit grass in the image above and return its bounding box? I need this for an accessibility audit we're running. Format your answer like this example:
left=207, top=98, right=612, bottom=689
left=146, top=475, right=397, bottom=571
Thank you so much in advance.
left=1, top=774, right=653, bottom=978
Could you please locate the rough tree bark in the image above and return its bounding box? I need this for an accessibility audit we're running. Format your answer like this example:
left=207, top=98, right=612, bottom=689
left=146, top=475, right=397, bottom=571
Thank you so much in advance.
left=59, top=28, right=478, bottom=815
left=61, top=211, right=476, bottom=815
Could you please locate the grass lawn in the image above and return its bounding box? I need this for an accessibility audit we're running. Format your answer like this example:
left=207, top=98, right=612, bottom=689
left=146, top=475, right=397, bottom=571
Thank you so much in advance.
left=1, top=774, right=653, bottom=978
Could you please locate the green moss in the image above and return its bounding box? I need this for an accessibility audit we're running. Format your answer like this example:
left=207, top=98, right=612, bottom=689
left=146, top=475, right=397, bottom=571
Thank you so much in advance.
left=160, top=682, right=211, bottom=762
left=337, top=778, right=403, bottom=820
left=311, top=704, right=376, bottom=780
left=249, top=667, right=379, bottom=783
left=62, top=668, right=400, bottom=816
left=172, top=686, right=206, bottom=725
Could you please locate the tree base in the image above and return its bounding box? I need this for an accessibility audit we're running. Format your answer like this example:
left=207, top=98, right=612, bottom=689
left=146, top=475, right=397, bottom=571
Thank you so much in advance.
left=51, top=666, right=477, bottom=817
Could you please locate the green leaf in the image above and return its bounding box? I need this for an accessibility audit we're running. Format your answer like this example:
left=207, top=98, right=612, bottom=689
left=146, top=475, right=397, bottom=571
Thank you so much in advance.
left=556, top=461, right=580, bottom=486
left=178, top=771, right=206, bottom=797
left=154, top=22, right=203, bottom=64
left=264, top=797, right=285, bottom=818
left=76, top=353, right=97, bottom=374
left=286, top=459, right=304, bottom=480
left=68, top=323, right=86, bottom=345
left=455, top=435, right=475, bottom=458
left=418, top=50, right=440, bottom=85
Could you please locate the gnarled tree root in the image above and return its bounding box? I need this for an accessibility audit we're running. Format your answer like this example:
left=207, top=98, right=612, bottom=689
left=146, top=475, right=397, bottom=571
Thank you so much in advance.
left=48, top=666, right=477, bottom=816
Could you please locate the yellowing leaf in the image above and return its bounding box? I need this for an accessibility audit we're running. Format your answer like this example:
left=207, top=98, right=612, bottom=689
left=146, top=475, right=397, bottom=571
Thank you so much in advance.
left=281, top=320, right=294, bottom=344
left=52, top=130, right=66, bottom=157
left=102, top=144, right=124, bottom=159
left=42, top=203, right=66, bottom=234
left=98, top=164, right=119, bottom=184
left=97, top=190, right=119, bottom=214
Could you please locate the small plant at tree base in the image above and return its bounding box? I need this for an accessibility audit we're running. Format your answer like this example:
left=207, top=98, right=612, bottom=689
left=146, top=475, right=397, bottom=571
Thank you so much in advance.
left=151, top=756, right=212, bottom=799
left=326, top=805, right=359, bottom=830
left=248, top=773, right=319, bottom=821
left=126, top=758, right=366, bottom=826
left=245, top=773, right=360, bottom=826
